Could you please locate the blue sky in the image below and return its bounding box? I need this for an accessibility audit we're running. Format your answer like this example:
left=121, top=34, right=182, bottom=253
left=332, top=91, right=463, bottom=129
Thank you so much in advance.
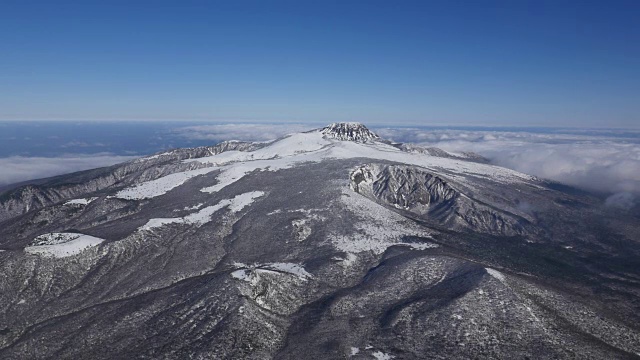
left=0, top=0, right=638, bottom=127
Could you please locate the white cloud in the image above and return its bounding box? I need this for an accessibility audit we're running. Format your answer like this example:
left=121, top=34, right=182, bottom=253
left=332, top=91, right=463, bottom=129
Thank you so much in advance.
left=174, top=123, right=318, bottom=142
left=0, top=154, right=137, bottom=186
left=375, top=127, right=640, bottom=196
left=605, top=192, right=636, bottom=210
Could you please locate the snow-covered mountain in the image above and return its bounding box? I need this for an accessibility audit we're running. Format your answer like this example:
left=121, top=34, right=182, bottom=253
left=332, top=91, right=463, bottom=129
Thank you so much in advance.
left=0, top=123, right=639, bottom=359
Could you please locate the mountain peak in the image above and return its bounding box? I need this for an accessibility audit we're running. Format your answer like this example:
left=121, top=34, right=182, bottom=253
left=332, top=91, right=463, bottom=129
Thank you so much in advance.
left=320, top=122, right=379, bottom=142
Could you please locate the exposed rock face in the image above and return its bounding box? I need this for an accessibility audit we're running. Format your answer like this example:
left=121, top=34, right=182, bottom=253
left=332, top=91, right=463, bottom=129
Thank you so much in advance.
left=1, top=124, right=639, bottom=359
left=351, top=164, right=457, bottom=208
left=321, top=122, right=379, bottom=142
left=350, top=164, right=530, bottom=235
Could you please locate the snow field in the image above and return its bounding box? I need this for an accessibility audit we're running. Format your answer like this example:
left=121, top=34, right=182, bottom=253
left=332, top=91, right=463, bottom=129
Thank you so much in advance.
left=26, top=233, right=105, bottom=258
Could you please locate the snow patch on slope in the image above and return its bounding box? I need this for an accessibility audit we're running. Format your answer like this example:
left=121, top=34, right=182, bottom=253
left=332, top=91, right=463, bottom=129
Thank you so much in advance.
left=25, top=233, right=104, bottom=258
left=195, top=132, right=331, bottom=194
left=115, top=167, right=216, bottom=200
left=266, top=263, right=312, bottom=278
left=372, top=351, right=395, bottom=360
left=188, top=132, right=331, bottom=167
left=231, top=262, right=312, bottom=284
left=139, top=191, right=264, bottom=231
left=178, top=203, right=204, bottom=211
left=199, top=163, right=266, bottom=194
left=64, top=197, right=98, bottom=206
left=227, top=191, right=265, bottom=212
left=140, top=218, right=183, bottom=231
left=486, top=268, right=506, bottom=283
left=330, top=188, right=436, bottom=255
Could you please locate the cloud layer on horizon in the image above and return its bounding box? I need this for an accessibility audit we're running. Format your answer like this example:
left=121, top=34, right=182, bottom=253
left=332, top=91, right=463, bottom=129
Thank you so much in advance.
left=0, top=154, right=137, bottom=186
left=376, top=128, right=640, bottom=202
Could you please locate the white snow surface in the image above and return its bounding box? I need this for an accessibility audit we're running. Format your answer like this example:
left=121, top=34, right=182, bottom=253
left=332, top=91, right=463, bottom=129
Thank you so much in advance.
left=264, top=262, right=313, bottom=278
left=227, top=191, right=265, bottom=212
left=115, top=167, right=216, bottom=200
left=64, top=197, right=98, bottom=205
left=25, top=233, right=104, bottom=258
left=139, top=191, right=264, bottom=231
left=191, top=130, right=535, bottom=196
left=231, top=269, right=252, bottom=282
left=178, top=203, right=204, bottom=212
left=372, top=351, right=395, bottom=360
left=114, top=129, right=535, bottom=201
left=486, top=268, right=506, bottom=283
left=231, top=262, right=312, bottom=284
left=139, top=218, right=184, bottom=231
left=330, top=188, right=437, bottom=255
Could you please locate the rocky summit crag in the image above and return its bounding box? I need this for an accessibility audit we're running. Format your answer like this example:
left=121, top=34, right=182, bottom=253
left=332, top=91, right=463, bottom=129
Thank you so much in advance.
left=320, top=122, right=380, bottom=142
left=0, top=123, right=639, bottom=359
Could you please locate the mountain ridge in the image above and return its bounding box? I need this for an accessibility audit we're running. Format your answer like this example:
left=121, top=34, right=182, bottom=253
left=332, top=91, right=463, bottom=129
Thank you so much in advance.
left=0, top=123, right=639, bottom=359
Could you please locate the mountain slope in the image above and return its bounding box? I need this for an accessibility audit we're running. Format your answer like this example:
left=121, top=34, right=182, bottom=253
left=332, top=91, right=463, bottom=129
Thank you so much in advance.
left=0, top=123, right=639, bottom=359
